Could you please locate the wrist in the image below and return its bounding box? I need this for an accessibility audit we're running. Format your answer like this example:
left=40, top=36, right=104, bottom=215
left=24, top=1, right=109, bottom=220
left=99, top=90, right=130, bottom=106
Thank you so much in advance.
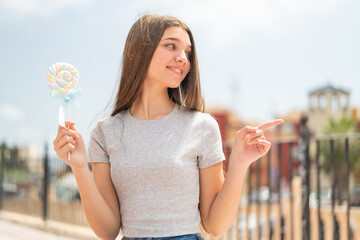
left=228, top=154, right=251, bottom=171
left=71, top=162, right=90, bottom=174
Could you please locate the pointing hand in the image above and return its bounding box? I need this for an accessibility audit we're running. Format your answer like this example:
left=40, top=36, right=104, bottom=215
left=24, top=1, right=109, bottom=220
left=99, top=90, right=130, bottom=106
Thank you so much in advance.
left=230, top=119, right=284, bottom=168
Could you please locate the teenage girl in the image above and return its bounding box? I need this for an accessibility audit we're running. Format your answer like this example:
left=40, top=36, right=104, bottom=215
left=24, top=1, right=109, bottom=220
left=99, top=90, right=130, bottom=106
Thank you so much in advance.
left=53, top=14, right=283, bottom=240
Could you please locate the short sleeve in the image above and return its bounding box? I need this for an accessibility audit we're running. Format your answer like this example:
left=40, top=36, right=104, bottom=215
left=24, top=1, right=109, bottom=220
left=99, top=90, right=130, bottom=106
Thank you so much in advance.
left=88, top=123, right=109, bottom=163
left=198, top=114, right=226, bottom=169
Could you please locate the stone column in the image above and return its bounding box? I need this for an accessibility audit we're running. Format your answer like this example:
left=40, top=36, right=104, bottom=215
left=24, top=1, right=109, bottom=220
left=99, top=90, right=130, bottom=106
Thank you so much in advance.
left=292, top=176, right=302, bottom=240
left=320, top=207, right=333, bottom=240
left=310, top=207, right=319, bottom=240
left=335, top=206, right=348, bottom=240
left=350, top=209, right=360, bottom=240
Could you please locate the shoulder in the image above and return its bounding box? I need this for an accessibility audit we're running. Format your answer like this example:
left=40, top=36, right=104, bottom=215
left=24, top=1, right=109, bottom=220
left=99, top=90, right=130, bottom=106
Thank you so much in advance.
left=178, top=106, right=220, bottom=134
left=194, top=111, right=220, bottom=131
left=178, top=106, right=216, bottom=123
left=91, top=110, right=127, bottom=136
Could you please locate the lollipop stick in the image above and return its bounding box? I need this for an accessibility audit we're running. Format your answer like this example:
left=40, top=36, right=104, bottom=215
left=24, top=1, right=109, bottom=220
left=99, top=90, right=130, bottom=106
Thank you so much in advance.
left=67, top=103, right=70, bottom=161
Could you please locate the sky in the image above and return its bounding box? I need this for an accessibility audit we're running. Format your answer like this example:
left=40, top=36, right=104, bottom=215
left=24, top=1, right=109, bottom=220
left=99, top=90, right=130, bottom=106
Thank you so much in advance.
left=1, top=0, right=360, bottom=156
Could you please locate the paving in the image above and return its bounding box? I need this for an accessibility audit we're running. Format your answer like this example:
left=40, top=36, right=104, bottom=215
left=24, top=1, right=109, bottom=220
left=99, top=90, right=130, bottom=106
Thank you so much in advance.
left=0, top=219, right=80, bottom=240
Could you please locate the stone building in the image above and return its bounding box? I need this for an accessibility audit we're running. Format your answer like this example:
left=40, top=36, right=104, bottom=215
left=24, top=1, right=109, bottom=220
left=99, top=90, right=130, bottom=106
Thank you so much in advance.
left=308, top=84, right=351, bottom=135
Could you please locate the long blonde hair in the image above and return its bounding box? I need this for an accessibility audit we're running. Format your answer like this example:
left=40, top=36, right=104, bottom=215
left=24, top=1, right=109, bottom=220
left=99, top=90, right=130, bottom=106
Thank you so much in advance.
left=111, top=14, right=205, bottom=116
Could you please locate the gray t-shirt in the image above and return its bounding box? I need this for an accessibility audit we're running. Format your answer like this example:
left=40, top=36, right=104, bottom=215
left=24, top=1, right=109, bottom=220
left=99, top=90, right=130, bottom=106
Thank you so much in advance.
left=88, top=103, right=225, bottom=237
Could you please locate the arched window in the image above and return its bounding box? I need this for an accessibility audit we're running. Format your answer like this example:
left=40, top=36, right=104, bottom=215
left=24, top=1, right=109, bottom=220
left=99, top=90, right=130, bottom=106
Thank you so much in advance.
left=332, top=94, right=338, bottom=114
left=341, top=94, right=348, bottom=112
left=310, top=95, right=317, bottom=111
left=319, top=94, right=327, bottom=111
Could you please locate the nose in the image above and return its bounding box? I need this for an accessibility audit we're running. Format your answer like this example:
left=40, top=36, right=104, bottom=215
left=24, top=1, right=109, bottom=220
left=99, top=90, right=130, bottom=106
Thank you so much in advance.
left=175, top=51, right=188, bottom=63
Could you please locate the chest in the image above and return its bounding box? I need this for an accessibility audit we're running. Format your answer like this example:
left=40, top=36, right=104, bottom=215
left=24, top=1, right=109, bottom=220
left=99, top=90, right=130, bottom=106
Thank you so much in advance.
left=107, top=119, right=203, bottom=189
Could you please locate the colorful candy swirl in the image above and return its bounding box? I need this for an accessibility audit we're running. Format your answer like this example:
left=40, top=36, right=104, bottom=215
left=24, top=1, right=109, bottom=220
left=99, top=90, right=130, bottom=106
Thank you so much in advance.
left=46, top=62, right=80, bottom=96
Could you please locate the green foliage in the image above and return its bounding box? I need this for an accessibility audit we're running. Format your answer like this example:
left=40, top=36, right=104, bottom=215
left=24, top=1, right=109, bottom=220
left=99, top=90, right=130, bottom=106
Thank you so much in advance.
left=324, top=117, right=357, bottom=135
left=320, top=116, right=360, bottom=173
left=319, top=116, right=360, bottom=202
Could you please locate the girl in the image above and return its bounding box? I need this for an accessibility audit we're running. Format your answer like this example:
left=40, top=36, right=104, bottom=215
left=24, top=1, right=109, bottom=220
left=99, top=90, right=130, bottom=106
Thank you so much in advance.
left=53, top=14, right=283, bottom=240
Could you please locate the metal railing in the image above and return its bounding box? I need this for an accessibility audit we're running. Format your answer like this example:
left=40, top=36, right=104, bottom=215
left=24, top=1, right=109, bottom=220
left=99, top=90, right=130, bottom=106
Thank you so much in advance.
left=202, top=131, right=360, bottom=240
left=1, top=131, right=360, bottom=240
left=0, top=143, right=87, bottom=227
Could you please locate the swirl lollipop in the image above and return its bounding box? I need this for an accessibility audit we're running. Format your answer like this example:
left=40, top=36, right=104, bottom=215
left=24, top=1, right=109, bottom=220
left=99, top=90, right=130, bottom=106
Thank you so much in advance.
left=46, top=62, right=82, bottom=160
left=46, top=62, right=81, bottom=99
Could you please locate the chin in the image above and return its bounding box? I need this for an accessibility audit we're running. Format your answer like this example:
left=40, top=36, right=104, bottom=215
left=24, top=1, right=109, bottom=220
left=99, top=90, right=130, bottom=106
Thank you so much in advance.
left=168, top=84, right=181, bottom=89
left=166, top=80, right=182, bottom=89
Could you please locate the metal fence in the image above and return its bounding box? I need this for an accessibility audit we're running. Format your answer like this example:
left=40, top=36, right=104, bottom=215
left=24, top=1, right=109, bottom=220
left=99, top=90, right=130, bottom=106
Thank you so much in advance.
left=202, top=129, right=360, bottom=240
left=1, top=129, right=360, bottom=240
left=0, top=143, right=87, bottom=227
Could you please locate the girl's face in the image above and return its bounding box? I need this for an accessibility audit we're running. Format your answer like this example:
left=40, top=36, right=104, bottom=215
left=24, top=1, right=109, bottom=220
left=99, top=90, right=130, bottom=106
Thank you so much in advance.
left=145, top=26, right=192, bottom=89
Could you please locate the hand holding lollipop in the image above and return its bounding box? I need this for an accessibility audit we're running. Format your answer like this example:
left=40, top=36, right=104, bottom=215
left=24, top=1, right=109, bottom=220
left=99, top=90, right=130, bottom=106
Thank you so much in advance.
left=46, top=62, right=82, bottom=160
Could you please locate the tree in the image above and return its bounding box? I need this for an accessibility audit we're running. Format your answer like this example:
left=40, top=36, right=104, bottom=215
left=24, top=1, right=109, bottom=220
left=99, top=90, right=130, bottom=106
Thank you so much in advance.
left=320, top=116, right=360, bottom=203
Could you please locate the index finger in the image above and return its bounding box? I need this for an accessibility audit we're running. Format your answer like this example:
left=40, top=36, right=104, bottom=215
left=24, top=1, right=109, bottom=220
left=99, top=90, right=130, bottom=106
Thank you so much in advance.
left=54, top=122, right=77, bottom=144
left=257, top=119, right=284, bottom=131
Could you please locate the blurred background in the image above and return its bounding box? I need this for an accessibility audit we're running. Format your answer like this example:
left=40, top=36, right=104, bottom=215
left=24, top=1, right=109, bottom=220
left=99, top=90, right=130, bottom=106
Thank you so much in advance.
left=1, top=0, right=360, bottom=239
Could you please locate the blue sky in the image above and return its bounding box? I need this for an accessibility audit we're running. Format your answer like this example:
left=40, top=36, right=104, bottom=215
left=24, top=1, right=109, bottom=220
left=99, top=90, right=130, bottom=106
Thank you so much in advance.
left=1, top=0, right=360, bottom=155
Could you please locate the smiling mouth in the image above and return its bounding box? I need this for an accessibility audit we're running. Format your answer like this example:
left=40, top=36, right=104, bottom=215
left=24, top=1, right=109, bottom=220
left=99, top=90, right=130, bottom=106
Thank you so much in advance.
left=167, top=66, right=182, bottom=75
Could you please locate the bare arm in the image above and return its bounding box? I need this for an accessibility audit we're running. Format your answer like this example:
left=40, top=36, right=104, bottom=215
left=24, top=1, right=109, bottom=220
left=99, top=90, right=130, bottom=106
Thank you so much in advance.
left=199, top=119, right=283, bottom=237
left=53, top=121, right=120, bottom=240
left=72, top=163, right=120, bottom=240
left=199, top=159, right=248, bottom=237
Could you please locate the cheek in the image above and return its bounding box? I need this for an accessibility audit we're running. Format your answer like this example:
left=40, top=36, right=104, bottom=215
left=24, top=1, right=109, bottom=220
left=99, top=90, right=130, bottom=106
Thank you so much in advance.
left=153, top=48, right=168, bottom=63
left=184, top=64, right=191, bottom=75
left=149, top=56, right=161, bottom=70
left=148, top=48, right=165, bottom=67
left=147, top=55, right=163, bottom=75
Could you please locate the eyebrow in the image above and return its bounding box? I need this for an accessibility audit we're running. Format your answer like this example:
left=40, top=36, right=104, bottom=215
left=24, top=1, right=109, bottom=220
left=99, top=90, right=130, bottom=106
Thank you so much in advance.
left=161, top=37, right=192, bottom=48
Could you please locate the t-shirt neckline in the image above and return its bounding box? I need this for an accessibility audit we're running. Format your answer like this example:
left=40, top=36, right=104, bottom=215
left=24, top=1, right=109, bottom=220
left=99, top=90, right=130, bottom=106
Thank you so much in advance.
left=126, top=103, right=179, bottom=123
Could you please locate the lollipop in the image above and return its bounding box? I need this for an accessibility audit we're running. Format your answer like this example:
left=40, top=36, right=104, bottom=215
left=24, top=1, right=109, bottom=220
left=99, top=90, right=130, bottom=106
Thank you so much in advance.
left=46, top=62, right=82, bottom=160
left=46, top=62, right=81, bottom=100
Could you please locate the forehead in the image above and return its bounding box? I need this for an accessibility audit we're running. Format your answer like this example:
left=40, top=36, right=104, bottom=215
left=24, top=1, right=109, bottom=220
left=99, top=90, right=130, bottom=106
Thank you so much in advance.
left=161, top=27, right=191, bottom=47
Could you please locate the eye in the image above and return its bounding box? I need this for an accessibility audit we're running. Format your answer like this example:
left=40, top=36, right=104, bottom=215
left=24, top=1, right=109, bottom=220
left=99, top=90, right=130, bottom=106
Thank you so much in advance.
left=166, top=43, right=175, bottom=50
left=185, top=52, right=192, bottom=60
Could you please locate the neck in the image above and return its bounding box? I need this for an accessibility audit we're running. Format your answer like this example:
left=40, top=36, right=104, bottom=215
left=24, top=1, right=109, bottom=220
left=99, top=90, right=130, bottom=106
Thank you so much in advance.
left=130, top=81, right=175, bottom=120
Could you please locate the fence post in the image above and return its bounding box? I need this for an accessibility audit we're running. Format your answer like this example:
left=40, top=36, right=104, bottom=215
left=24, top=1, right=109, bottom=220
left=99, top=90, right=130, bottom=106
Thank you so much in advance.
left=277, top=143, right=284, bottom=240
left=267, top=150, right=272, bottom=240
left=42, top=143, right=49, bottom=221
left=289, top=142, right=294, bottom=240
left=298, top=115, right=311, bottom=240
left=256, top=159, right=261, bottom=240
left=316, top=140, right=323, bottom=240
left=330, top=139, right=340, bottom=239
left=345, top=138, right=350, bottom=240
left=0, top=144, right=5, bottom=210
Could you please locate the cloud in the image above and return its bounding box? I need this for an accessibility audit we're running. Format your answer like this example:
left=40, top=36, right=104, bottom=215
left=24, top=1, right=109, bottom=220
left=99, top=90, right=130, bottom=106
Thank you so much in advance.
left=0, top=103, right=26, bottom=121
left=194, top=0, right=347, bottom=39
left=134, top=0, right=350, bottom=45
left=0, top=0, right=92, bottom=20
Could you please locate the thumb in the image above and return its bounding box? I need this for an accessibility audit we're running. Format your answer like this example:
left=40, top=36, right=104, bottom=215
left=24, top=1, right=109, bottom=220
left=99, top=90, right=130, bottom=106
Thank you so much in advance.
left=65, top=120, right=78, bottom=132
left=65, top=120, right=75, bottom=128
